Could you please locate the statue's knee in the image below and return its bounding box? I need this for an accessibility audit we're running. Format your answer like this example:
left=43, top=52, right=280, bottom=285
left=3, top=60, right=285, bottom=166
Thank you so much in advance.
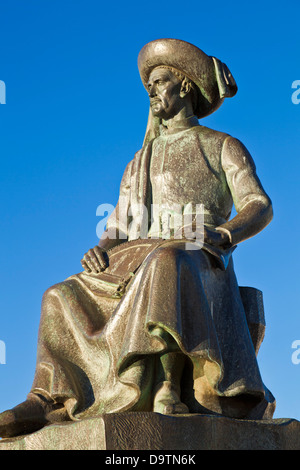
left=43, top=283, right=62, bottom=301
left=40, top=282, right=76, bottom=332
left=152, top=245, right=188, bottom=261
left=42, top=281, right=74, bottom=306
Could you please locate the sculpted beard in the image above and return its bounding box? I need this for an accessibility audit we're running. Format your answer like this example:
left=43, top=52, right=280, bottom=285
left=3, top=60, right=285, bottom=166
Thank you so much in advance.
left=150, top=96, right=168, bottom=116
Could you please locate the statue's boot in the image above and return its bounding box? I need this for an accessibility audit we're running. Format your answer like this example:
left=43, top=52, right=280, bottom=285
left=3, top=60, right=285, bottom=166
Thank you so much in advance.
left=0, top=393, right=51, bottom=438
left=153, top=381, right=189, bottom=414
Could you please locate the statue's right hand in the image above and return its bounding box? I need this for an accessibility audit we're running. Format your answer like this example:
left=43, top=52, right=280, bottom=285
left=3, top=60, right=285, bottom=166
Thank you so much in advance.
left=81, top=246, right=108, bottom=273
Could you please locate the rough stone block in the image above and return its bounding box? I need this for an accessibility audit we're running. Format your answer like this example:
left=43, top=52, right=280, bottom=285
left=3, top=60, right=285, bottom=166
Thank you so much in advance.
left=0, top=413, right=299, bottom=450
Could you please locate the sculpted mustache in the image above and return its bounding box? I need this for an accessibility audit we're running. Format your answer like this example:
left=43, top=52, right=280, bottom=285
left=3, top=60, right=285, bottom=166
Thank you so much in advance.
left=150, top=97, right=167, bottom=106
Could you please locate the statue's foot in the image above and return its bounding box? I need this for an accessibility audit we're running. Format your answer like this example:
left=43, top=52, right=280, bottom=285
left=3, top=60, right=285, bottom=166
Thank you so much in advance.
left=0, top=393, right=51, bottom=438
left=153, top=381, right=189, bottom=414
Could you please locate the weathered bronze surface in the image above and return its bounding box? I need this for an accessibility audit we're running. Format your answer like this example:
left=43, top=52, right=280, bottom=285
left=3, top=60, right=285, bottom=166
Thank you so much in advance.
left=1, top=413, right=300, bottom=450
left=0, top=38, right=276, bottom=439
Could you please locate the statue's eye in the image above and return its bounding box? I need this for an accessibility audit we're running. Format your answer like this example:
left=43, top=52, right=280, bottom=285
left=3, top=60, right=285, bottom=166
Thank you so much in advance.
left=155, top=79, right=166, bottom=87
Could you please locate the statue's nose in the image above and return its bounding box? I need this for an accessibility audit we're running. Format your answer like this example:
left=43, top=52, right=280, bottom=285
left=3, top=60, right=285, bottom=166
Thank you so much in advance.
left=148, top=84, right=156, bottom=97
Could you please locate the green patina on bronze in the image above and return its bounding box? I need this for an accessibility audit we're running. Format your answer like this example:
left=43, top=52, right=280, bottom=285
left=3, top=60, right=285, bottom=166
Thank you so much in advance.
left=0, top=39, right=277, bottom=441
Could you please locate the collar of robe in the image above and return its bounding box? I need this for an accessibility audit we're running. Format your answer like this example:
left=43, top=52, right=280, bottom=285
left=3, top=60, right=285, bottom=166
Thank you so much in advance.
left=160, top=115, right=200, bottom=135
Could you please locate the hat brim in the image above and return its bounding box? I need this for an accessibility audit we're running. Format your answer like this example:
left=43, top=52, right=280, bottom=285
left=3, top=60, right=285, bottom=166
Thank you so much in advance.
left=138, top=38, right=225, bottom=119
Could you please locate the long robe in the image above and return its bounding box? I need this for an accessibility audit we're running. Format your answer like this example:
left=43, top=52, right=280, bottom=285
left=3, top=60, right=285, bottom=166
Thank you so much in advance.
left=30, top=125, right=275, bottom=421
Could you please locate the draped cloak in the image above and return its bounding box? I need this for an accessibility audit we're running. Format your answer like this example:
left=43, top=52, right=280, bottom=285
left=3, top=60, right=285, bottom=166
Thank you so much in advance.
left=30, top=125, right=275, bottom=421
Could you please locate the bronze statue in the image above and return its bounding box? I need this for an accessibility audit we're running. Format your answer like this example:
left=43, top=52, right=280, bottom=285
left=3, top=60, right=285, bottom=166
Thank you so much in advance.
left=0, top=39, right=275, bottom=439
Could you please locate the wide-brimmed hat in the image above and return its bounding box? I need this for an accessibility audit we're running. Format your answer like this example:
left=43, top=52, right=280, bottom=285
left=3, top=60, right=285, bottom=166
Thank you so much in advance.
left=138, top=38, right=237, bottom=119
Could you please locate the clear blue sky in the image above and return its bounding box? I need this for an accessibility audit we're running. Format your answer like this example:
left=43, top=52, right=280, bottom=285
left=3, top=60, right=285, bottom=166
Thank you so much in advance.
left=0, top=0, right=299, bottom=422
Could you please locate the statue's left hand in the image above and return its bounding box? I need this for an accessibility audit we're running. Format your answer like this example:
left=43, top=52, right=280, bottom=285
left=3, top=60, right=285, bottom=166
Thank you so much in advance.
left=81, top=246, right=108, bottom=273
left=203, top=226, right=230, bottom=248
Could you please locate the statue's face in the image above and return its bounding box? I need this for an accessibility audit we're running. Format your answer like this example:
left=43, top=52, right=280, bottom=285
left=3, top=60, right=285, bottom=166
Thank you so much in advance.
left=147, top=67, right=183, bottom=120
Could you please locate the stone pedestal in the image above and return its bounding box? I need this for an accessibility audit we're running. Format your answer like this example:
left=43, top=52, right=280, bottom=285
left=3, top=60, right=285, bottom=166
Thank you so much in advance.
left=0, top=413, right=299, bottom=450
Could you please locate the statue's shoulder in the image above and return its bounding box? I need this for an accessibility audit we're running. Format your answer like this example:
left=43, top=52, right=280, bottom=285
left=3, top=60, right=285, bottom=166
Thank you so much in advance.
left=191, top=125, right=231, bottom=158
left=193, top=124, right=230, bottom=143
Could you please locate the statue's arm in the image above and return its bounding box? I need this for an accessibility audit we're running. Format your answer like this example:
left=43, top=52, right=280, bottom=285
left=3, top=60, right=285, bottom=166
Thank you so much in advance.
left=216, top=136, right=273, bottom=246
left=81, top=161, right=132, bottom=273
